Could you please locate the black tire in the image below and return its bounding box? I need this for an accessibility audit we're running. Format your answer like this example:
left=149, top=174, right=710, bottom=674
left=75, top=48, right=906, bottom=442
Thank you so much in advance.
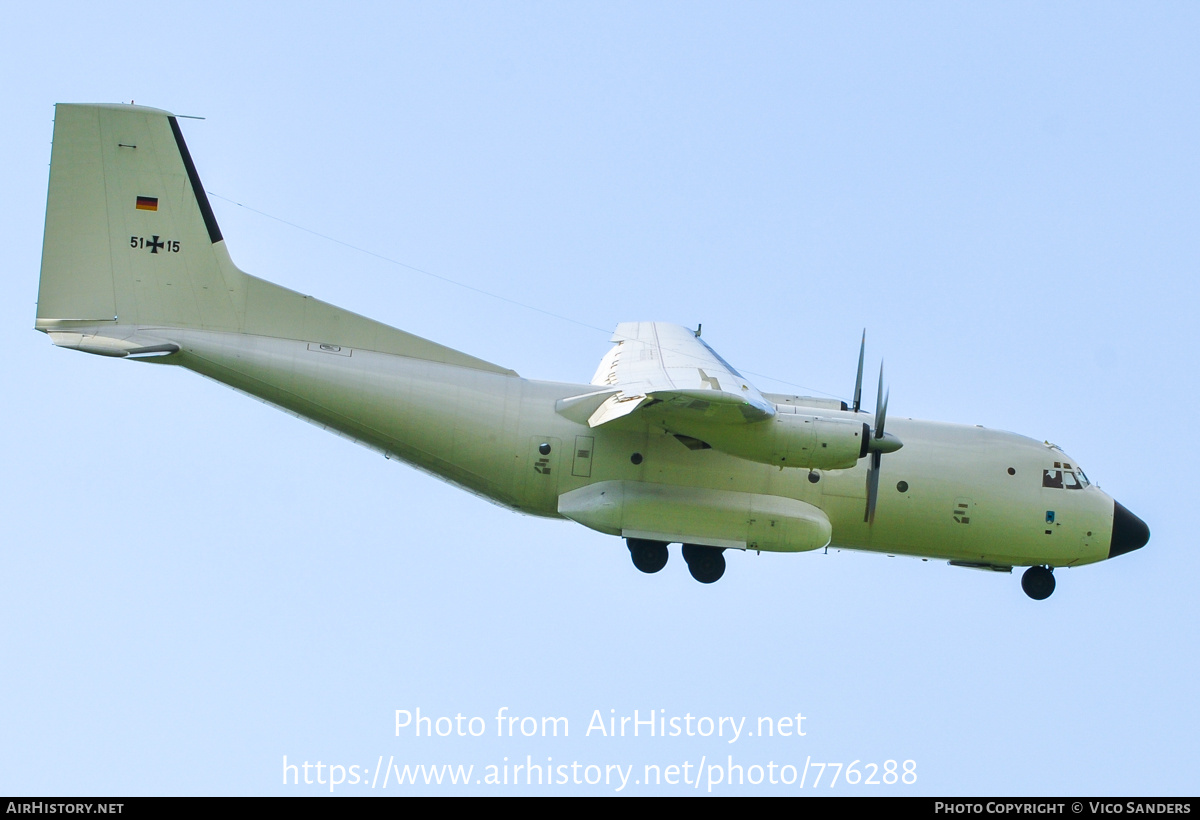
left=681, top=543, right=726, bottom=584
left=627, top=538, right=669, bottom=574
left=1021, top=565, right=1056, bottom=600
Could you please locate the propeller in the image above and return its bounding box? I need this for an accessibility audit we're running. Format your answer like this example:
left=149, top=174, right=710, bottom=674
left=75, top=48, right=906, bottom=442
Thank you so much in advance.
left=865, top=365, right=886, bottom=523
left=851, top=334, right=902, bottom=524
left=851, top=330, right=865, bottom=414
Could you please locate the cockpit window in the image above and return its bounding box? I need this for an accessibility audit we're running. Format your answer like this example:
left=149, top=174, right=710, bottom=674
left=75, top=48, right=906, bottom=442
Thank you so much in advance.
left=1043, top=461, right=1087, bottom=490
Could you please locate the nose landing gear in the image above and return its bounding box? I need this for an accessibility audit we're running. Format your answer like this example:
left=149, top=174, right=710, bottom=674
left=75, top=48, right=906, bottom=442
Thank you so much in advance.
left=1021, top=565, right=1055, bottom=600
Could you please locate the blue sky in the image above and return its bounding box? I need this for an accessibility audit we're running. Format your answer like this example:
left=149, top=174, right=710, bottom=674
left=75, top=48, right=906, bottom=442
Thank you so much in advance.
left=2, top=2, right=1195, bottom=795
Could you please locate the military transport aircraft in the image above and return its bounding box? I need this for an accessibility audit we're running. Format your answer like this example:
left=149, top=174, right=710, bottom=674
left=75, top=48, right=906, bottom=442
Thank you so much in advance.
left=35, top=104, right=1149, bottom=599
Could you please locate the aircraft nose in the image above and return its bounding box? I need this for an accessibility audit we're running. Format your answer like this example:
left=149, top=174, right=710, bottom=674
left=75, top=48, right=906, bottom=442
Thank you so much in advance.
left=1109, top=501, right=1150, bottom=558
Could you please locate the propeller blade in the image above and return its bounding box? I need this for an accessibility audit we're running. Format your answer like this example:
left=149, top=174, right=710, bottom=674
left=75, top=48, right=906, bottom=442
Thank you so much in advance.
left=865, top=363, right=896, bottom=524
left=877, top=388, right=889, bottom=439
left=867, top=389, right=902, bottom=454
left=864, top=451, right=882, bottom=523
left=852, top=330, right=865, bottom=413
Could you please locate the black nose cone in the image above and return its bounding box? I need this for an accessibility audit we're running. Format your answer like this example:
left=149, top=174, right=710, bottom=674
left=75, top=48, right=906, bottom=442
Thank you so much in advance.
left=1110, top=501, right=1150, bottom=558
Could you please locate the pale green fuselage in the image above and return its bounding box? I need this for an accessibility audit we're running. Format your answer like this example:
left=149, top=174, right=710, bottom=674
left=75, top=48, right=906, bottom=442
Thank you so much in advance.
left=159, top=328, right=1114, bottom=569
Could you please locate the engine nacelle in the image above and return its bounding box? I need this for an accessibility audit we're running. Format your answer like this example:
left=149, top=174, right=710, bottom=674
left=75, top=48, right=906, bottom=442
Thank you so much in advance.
left=667, top=411, right=869, bottom=470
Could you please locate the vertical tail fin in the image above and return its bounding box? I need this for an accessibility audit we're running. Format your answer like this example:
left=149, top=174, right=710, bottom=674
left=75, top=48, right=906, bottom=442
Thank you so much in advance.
left=37, top=103, right=242, bottom=335
left=35, top=103, right=514, bottom=374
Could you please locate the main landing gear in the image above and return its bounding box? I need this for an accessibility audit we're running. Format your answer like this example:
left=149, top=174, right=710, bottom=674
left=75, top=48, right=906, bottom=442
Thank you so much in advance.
left=626, top=538, right=726, bottom=583
left=627, top=538, right=669, bottom=574
left=682, top=544, right=726, bottom=584
left=1021, top=565, right=1056, bottom=600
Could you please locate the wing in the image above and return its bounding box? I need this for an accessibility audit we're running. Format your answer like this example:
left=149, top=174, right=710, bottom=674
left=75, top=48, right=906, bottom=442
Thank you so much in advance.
left=566, top=322, right=774, bottom=427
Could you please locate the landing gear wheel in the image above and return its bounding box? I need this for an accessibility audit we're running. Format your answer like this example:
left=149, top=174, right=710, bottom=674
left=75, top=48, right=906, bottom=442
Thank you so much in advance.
left=627, top=538, right=669, bottom=574
left=1021, top=565, right=1055, bottom=600
left=681, top=544, right=726, bottom=584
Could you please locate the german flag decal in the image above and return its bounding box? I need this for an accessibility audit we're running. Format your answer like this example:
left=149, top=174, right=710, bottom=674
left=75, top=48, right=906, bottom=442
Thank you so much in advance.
left=135, top=196, right=159, bottom=211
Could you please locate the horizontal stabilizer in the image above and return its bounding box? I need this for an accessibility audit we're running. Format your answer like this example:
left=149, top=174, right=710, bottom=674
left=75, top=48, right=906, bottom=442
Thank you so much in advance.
left=47, top=330, right=179, bottom=359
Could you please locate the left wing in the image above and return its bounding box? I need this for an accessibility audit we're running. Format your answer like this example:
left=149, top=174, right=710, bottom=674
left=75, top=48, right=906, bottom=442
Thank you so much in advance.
left=563, top=322, right=775, bottom=428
